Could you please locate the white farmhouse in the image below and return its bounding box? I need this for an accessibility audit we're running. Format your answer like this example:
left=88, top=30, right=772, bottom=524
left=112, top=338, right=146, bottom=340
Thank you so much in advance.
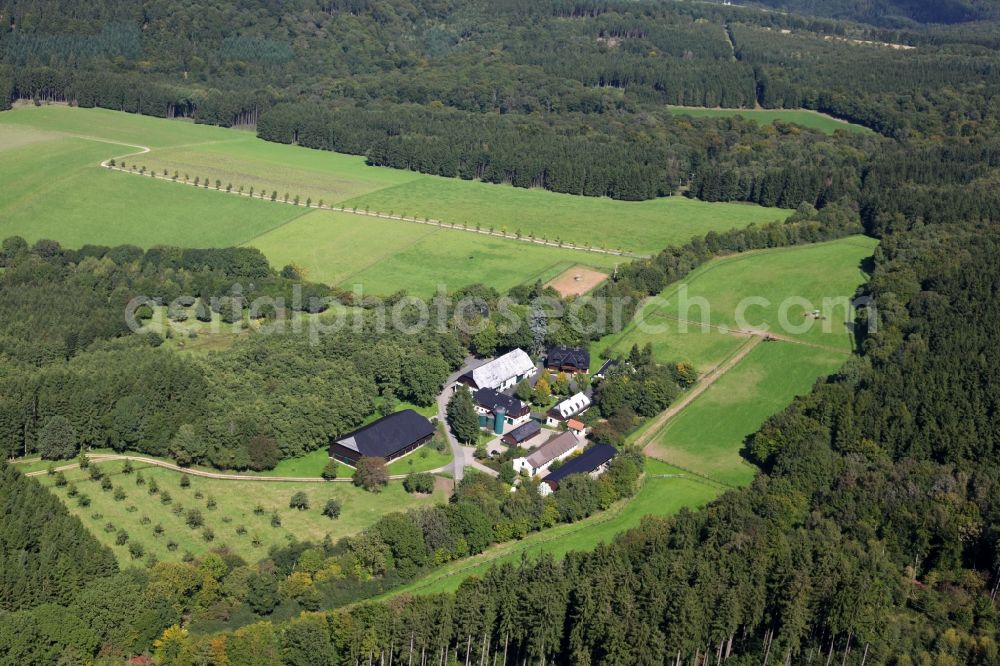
left=457, top=348, right=535, bottom=392
left=512, top=431, right=584, bottom=478
left=545, top=392, right=591, bottom=427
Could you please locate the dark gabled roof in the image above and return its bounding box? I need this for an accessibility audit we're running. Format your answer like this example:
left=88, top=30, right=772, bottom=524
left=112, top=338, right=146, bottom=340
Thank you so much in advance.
left=546, top=346, right=590, bottom=369
left=333, top=410, right=435, bottom=459
left=474, top=387, right=524, bottom=415
left=543, top=444, right=617, bottom=485
left=505, top=420, right=541, bottom=443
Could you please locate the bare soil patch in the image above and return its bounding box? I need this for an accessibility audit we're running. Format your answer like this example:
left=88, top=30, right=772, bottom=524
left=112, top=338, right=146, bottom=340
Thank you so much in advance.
left=545, top=265, right=609, bottom=297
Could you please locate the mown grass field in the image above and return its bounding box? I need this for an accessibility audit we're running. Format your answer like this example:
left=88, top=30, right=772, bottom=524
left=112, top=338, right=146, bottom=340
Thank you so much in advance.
left=667, top=106, right=874, bottom=135
left=0, top=106, right=785, bottom=263
left=594, top=236, right=876, bottom=369
left=647, top=341, right=846, bottom=487
left=36, top=460, right=445, bottom=566
left=340, top=179, right=784, bottom=255
left=388, top=458, right=721, bottom=596
left=0, top=124, right=302, bottom=248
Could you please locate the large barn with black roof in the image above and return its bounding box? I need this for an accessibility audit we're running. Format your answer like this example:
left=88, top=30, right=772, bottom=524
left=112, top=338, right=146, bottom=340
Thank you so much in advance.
left=328, top=409, right=436, bottom=465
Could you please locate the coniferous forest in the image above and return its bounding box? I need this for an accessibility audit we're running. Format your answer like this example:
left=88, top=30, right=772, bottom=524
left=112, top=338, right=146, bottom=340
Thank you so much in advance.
left=1, top=0, right=999, bottom=664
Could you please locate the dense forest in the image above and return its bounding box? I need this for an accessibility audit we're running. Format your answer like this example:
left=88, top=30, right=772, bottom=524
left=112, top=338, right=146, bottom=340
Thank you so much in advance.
left=1, top=0, right=1000, bottom=663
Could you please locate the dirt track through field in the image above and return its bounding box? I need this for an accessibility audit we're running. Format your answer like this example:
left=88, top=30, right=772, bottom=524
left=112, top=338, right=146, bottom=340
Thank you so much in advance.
left=634, top=335, right=763, bottom=453
left=21, top=453, right=447, bottom=482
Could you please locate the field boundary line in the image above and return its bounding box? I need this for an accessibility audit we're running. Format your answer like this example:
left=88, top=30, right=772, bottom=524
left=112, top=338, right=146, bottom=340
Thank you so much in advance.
left=633, top=335, right=763, bottom=453
left=98, top=159, right=649, bottom=259
left=21, top=453, right=450, bottom=483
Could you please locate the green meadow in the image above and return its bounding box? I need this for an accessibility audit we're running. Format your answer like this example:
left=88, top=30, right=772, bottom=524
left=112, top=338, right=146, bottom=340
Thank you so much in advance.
left=37, top=460, right=445, bottom=566
left=667, top=106, right=874, bottom=135
left=648, top=341, right=846, bottom=486
left=340, top=179, right=784, bottom=255
left=595, top=236, right=876, bottom=368
left=389, top=458, right=721, bottom=596
left=0, top=106, right=786, bottom=269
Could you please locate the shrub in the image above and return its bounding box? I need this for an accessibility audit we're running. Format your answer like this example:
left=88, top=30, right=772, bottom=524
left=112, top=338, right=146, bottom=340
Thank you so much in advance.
left=166, top=540, right=178, bottom=551
left=403, top=472, right=436, bottom=494
left=206, top=496, right=217, bottom=510
left=202, top=527, right=215, bottom=542
left=186, top=508, right=204, bottom=528
left=253, top=503, right=265, bottom=515
left=89, top=465, right=103, bottom=481
left=180, top=474, right=190, bottom=488
left=289, top=491, right=309, bottom=510
left=140, top=516, right=151, bottom=526
left=100, top=476, right=113, bottom=491
left=77, top=494, right=91, bottom=507
left=160, top=491, right=172, bottom=505
left=54, top=472, right=67, bottom=487
left=236, top=525, right=247, bottom=535
left=128, top=542, right=145, bottom=560
left=270, top=512, right=281, bottom=527
left=113, top=486, right=126, bottom=501
left=103, top=522, right=116, bottom=533
left=115, top=529, right=129, bottom=546
left=66, top=483, right=79, bottom=497
left=135, top=472, right=145, bottom=486
left=321, top=460, right=339, bottom=481
left=322, top=499, right=342, bottom=519
left=122, top=460, right=134, bottom=474
left=153, top=523, right=164, bottom=537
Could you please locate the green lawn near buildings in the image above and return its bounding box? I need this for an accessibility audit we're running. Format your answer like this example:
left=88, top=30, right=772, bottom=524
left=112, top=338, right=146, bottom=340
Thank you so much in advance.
left=647, top=341, right=846, bottom=487
left=386, top=446, right=454, bottom=475
left=342, top=178, right=784, bottom=255
left=388, top=458, right=721, bottom=597
left=36, top=460, right=445, bottom=567
left=667, top=106, right=874, bottom=135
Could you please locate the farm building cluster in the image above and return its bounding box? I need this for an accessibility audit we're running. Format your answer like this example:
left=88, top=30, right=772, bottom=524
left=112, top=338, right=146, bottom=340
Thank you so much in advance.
left=327, top=346, right=620, bottom=494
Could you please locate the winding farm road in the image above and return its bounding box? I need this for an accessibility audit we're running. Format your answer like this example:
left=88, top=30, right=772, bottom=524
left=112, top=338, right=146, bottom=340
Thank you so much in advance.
left=20, top=453, right=448, bottom=483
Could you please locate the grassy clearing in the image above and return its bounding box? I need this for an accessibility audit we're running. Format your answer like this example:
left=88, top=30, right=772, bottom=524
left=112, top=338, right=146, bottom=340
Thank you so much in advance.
left=592, top=237, right=876, bottom=371
left=342, top=179, right=784, bottom=255
left=647, top=342, right=845, bottom=487
left=389, top=458, right=721, bottom=597
left=667, top=106, right=873, bottom=135
left=36, top=460, right=445, bottom=566
left=594, top=236, right=876, bottom=365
